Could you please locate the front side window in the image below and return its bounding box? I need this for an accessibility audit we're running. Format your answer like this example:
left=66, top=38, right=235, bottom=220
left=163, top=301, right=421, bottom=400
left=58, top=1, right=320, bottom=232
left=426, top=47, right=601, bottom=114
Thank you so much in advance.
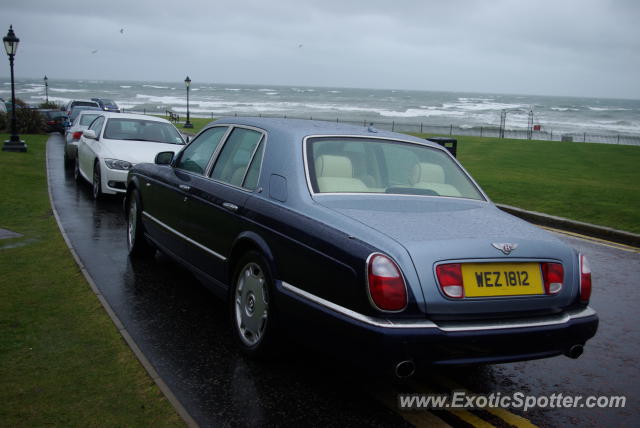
left=211, top=127, right=263, bottom=188
left=175, top=126, right=228, bottom=175
left=80, top=114, right=100, bottom=126
left=103, top=119, right=184, bottom=145
left=88, top=116, right=105, bottom=136
left=306, top=137, right=484, bottom=200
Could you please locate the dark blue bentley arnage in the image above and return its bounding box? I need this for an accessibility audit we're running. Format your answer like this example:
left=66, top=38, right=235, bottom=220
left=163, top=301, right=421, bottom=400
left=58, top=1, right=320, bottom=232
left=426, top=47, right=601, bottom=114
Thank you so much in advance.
left=125, top=117, right=597, bottom=377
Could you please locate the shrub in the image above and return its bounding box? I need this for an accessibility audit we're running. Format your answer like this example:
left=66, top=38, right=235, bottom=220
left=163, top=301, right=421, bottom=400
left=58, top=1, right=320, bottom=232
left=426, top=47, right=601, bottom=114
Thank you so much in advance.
left=39, top=100, right=62, bottom=110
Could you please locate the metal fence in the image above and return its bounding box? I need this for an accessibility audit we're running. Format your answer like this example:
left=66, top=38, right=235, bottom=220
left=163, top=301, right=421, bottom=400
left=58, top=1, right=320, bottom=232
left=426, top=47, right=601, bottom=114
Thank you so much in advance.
left=123, top=108, right=640, bottom=146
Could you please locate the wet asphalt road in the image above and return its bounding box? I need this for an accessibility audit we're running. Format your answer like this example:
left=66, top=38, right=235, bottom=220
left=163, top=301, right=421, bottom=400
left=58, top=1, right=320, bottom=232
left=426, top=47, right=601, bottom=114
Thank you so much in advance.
left=46, top=134, right=639, bottom=428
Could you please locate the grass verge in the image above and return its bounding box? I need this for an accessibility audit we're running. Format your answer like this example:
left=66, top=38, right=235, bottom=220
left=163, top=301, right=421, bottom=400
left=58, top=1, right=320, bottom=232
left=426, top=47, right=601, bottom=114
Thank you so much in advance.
left=0, top=134, right=184, bottom=427
left=412, top=133, right=640, bottom=233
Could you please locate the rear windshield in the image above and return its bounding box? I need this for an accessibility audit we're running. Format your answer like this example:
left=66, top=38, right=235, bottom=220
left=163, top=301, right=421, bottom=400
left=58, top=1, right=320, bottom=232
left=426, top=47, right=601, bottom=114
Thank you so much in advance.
left=72, top=101, right=99, bottom=107
left=306, top=137, right=484, bottom=200
left=100, top=99, right=116, bottom=105
left=103, top=118, right=185, bottom=145
left=79, top=114, right=101, bottom=126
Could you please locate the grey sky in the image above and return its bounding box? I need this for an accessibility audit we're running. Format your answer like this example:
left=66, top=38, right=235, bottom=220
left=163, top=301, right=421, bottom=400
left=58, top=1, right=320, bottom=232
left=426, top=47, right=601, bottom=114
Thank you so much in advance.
left=2, top=0, right=639, bottom=98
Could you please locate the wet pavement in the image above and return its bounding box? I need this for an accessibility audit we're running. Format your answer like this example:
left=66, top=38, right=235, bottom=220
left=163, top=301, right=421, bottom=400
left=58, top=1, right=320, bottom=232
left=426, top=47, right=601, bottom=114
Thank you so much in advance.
left=46, top=134, right=639, bottom=428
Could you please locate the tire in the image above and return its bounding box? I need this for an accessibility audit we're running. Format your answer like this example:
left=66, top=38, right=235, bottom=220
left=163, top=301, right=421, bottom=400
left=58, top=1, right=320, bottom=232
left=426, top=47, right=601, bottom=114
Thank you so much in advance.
left=126, top=189, right=155, bottom=258
left=73, top=156, right=81, bottom=182
left=92, top=161, right=102, bottom=200
left=230, top=251, right=278, bottom=357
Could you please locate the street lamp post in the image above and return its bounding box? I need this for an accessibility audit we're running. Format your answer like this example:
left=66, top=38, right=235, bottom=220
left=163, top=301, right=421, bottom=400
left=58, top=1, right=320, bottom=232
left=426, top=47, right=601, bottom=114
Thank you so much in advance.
left=44, top=75, right=48, bottom=104
left=2, top=25, right=26, bottom=152
left=183, top=76, right=193, bottom=128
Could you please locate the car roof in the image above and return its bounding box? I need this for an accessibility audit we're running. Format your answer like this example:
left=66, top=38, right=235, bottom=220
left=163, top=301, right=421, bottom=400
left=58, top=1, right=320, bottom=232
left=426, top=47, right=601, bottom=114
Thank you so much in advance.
left=101, top=112, right=172, bottom=123
left=207, top=116, right=440, bottom=148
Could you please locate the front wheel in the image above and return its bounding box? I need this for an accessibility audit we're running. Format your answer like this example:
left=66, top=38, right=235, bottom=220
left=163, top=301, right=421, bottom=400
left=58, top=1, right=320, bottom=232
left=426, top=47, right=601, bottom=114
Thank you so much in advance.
left=127, top=189, right=155, bottom=258
left=92, top=161, right=102, bottom=200
left=74, top=156, right=81, bottom=182
left=230, top=251, right=278, bottom=357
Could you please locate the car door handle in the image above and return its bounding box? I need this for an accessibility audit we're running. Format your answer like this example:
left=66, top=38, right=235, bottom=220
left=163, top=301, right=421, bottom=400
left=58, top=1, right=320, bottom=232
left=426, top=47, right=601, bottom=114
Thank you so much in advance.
left=222, top=202, right=238, bottom=212
left=179, top=184, right=191, bottom=191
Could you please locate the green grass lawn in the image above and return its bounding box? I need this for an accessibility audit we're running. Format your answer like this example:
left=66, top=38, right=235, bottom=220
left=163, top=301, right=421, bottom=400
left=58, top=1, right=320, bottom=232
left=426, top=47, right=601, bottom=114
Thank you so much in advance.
left=412, top=133, right=640, bottom=233
left=0, top=134, right=184, bottom=427
left=159, top=115, right=640, bottom=233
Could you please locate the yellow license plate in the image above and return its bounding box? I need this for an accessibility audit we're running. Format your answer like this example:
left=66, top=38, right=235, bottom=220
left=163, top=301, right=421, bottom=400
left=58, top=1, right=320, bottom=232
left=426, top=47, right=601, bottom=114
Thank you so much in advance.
left=461, top=263, right=544, bottom=297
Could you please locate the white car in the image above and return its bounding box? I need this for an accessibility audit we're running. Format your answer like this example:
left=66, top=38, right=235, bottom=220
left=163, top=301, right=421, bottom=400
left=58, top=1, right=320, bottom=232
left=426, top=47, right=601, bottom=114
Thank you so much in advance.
left=75, top=113, right=186, bottom=199
left=64, top=110, right=103, bottom=166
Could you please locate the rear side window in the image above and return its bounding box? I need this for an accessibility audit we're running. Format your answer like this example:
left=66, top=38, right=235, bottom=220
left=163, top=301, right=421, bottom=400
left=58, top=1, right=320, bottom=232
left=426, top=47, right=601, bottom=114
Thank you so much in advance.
left=175, top=126, right=228, bottom=175
left=211, top=128, right=263, bottom=188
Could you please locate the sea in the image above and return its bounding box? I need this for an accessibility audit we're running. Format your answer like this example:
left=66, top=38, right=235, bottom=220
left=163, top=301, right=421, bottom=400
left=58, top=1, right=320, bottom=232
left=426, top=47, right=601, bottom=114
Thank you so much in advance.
left=2, top=78, right=639, bottom=139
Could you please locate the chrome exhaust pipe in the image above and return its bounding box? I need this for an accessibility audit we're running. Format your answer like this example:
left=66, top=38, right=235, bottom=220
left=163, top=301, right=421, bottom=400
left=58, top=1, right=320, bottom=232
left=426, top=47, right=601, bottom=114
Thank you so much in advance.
left=565, top=344, right=584, bottom=359
left=394, top=360, right=416, bottom=378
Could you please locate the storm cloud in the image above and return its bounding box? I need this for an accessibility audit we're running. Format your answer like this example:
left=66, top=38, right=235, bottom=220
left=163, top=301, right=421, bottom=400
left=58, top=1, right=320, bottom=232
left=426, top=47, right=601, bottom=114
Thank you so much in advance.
left=2, top=0, right=639, bottom=98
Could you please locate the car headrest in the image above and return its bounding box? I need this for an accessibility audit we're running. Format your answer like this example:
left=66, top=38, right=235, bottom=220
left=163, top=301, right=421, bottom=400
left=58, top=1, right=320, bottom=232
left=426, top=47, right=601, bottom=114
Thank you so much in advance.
left=315, top=155, right=354, bottom=178
left=410, top=162, right=445, bottom=184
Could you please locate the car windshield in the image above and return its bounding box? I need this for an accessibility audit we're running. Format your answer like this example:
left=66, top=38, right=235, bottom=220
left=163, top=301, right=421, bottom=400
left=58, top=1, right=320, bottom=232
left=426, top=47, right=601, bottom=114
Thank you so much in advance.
left=100, top=99, right=116, bottom=105
left=103, top=118, right=185, bottom=145
left=79, top=114, right=101, bottom=126
left=70, top=107, right=100, bottom=121
left=306, top=137, right=484, bottom=200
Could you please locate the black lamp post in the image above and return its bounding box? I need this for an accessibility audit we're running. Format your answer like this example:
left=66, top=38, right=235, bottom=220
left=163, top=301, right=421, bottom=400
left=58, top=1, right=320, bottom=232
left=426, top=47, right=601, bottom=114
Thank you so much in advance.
left=183, top=76, right=193, bottom=128
left=44, top=75, right=48, bottom=104
left=2, top=25, right=26, bottom=152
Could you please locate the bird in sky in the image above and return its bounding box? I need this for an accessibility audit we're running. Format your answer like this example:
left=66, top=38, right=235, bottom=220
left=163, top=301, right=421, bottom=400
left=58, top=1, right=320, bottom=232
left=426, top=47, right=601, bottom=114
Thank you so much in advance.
left=91, top=49, right=98, bottom=54
left=120, top=28, right=124, bottom=34
left=298, top=44, right=303, bottom=48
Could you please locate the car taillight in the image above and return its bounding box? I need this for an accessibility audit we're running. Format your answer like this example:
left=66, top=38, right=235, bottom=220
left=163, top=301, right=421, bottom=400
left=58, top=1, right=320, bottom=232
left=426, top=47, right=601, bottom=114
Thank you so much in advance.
left=72, top=131, right=83, bottom=140
left=47, top=120, right=56, bottom=125
left=579, top=254, right=592, bottom=303
left=541, top=262, right=563, bottom=294
left=367, top=254, right=407, bottom=311
left=435, top=263, right=464, bottom=298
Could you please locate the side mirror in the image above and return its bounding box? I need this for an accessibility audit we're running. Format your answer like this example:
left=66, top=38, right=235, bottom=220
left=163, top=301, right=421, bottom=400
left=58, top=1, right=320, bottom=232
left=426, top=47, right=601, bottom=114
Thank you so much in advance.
left=83, top=129, right=97, bottom=139
left=155, top=151, right=174, bottom=165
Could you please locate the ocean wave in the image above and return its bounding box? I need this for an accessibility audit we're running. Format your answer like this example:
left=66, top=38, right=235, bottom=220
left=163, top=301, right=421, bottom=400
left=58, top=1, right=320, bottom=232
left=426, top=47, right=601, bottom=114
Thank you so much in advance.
left=225, top=88, right=242, bottom=91
left=588, top=107, right=632, bottom=112
left=50, top=88, right=85, bottom=93
left=120, top=85, right=132, bottom=89
left=142, top=84, right=169, bottom=89
left=443, top=101, right=527, bottom=111
left=550, top=107, right=580, bottom=112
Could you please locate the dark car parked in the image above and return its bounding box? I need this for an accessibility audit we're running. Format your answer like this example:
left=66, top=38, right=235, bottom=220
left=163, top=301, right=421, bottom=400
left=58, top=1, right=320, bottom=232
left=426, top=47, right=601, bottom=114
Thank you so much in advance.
left=38, top=109, right=67, bottom=134
left=63, top=100, right=100, bottom=117
left=91, top=98, right=121, bottom=112
left=124, top=118, right=597, bottom=376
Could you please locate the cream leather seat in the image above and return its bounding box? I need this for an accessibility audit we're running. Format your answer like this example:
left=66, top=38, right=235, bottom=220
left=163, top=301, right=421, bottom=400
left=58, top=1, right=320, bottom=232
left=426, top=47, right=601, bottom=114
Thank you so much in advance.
left=315, top=155, right=368, bottom=192
left=410, top=162, right=461, bottom=197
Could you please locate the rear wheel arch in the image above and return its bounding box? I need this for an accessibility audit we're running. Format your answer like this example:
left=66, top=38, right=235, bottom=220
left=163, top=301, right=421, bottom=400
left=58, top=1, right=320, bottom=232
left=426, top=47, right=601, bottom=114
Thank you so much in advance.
left=228, top=233, right=278, bottom=285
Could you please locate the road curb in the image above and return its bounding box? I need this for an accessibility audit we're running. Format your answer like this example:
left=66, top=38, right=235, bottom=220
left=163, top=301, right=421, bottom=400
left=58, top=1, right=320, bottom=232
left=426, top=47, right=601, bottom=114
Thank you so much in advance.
left=497, top=203, right=640, bottom=247
left=45, top=135, right=199, bottom=428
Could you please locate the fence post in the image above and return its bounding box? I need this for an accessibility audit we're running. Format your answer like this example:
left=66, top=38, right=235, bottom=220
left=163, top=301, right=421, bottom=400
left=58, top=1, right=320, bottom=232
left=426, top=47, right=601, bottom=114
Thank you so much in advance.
left=392, top=121, right=395, bottom=132
left=617, top=135, right=620, bottom=144
left=420, top=123, right=423, bottom=133
left=584, top=132, right=586, bottom=142
left=550, top=131, right=553, bottom=141
left=449, top=124, right=452, bottom=135
left=480, top=126, right=483, bottom=137
left=336, top=117, right=339, bottom=123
